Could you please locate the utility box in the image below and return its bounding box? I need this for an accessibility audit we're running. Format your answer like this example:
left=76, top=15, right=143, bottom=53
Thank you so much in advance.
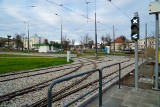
left=149, top=2, right=160, bottom=14
left=105, top=46, right=110, bottom=54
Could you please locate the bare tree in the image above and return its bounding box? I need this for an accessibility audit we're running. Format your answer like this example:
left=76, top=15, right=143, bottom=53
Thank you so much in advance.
left=88, top=40, right=94, bottom=49
left=14, top=33, right=24, bottom=50
left=62, top=35, right=67, bottom=42
left=104, top=34, right=112, bottom=46
left=0, top=37, right=7, bottom=48
left=101, top=36, right=105, bottom=45
left=80, top=34, right=93, bottom=52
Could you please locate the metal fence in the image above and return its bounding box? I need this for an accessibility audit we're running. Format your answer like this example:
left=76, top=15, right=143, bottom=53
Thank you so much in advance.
left=48, top=63, right=121, bottom=107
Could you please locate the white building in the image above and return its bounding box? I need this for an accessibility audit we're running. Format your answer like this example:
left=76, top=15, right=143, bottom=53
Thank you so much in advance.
left=37, top=44, right=58, bottom=53
left=23, top=34, right=46, bottom=49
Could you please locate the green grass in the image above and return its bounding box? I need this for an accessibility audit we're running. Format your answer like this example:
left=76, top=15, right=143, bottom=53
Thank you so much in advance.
left=77, top=50, right=128, bottom=57
left=0, top=54, right=40, bottom=57
left=0, top=57, right=72, bottom=74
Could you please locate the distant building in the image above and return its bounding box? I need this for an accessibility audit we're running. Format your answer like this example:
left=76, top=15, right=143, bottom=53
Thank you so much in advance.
left=23, top=34, right=46, bottom=49
left=110, top=37, right=156, bottom=52
left=33, top=44, right=59, bottom=53
left=111, top=37, right=124, bottom=51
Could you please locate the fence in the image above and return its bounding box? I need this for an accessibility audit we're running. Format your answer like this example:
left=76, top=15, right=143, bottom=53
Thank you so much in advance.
left=48, top=63, right=121, bottom=107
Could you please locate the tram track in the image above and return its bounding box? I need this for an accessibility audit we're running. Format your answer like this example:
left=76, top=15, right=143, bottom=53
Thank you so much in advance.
left=0, top=58, right=97, bottom=104
left=0, top=59, right=94, bottom=82
left=27, top=60, right=136, bottom=107
left=0, top=57, right=136, bottom=107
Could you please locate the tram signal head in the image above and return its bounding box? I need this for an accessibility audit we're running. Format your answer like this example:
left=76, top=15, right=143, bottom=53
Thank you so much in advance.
left=131, top=17, right=139, bottom=41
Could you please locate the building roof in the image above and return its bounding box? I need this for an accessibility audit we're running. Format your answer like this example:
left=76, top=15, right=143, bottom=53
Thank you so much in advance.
left=115, top=37, right=123, bottom=43
left=30, top=34, right=39, bottom=38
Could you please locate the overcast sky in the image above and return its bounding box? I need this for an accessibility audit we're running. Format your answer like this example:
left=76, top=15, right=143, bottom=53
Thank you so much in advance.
left=0, top=0, right=158, bottom=44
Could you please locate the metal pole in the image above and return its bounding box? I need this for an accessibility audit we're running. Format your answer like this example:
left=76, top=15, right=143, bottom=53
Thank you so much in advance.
left=67, top=39, right=69, bottom=51
left=132, top=12, right=139, bottom=92
left=142, top=48, right=144, bottom=67
left=145, top=23, right=148, bottom=60
left=55, top=14, right=63, bottom=53
left=28, top=25, right=29, bottom=53
left=145, top=23, right=147, bottom=49
left=95, top=0, right=98, bottom=58
left=99, top=70, right=102, bottom=107
left=119, top=63, right=121, bottom=89
left=113, top=25, right=115, bottom=52
left=60, top=15, right=63, bottom=53
left=154, top=13, right=159, bottom=89
left=85, top=1, right=90, bottom=23
left=23, top=22, right=30, bottom=53
left=135, top=40, right=138, bottom=91
left=7, top=36, right=10, bottom=49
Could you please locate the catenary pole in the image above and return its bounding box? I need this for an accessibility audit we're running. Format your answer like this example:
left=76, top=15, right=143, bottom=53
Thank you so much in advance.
left=113, top=25, right=115, bottom=52
left=145, top=23, right=148, bottom=60
left=95, top=0, right=98, bottom=58
left=154, top=0, right=159, bottom=89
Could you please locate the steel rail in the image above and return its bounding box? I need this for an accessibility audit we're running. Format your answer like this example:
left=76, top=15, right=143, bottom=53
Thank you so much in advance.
left=29, top=60, right=133, bottom=107
left=0, top=62, right=84, bottom=102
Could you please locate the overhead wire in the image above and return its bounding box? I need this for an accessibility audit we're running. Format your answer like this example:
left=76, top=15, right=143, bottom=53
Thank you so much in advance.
left=46, top=0, right=112, bottom=29
left=46, top=0, right=91, bottom=20
left=105, top=0, right=131, bottom=19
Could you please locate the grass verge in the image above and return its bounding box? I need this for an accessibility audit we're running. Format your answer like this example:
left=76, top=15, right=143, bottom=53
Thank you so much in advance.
left=0, top=57, right=72, bottom=74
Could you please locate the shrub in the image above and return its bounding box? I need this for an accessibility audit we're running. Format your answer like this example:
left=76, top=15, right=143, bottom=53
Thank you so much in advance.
left=144, top=47, right=155, bottom=60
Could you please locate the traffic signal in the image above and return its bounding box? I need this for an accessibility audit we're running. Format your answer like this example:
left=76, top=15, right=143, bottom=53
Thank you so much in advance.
left=131, top=17, right=139, bottom=41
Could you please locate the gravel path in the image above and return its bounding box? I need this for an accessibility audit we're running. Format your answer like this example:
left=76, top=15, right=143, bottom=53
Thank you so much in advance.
left=0, top=57, right=143, bottom=107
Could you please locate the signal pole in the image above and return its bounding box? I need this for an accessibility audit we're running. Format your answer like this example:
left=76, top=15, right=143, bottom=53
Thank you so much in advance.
left=131, top=12, right=139, bottom=91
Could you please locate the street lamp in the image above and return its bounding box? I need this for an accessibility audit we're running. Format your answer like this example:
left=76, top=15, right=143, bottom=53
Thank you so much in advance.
left=23, top=22, right=30, bottom=52
left=85, top=0, right=90, bottom=23
left=55, top=13, right=63, bottom=53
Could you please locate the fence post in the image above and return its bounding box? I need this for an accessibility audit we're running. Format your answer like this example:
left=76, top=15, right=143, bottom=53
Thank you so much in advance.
left=119, top=63, right=121, bottom=89
left=99, top=70, right=102, bottom=106
left=48, top=81, right=56, bottom=107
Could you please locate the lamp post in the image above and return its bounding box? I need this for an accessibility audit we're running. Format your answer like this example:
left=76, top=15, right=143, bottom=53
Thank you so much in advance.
left=55, top=13, right=63, bottom=53
left=23, top=22, right=29, bottom=53
left=85, top=0, right=90, bottom=23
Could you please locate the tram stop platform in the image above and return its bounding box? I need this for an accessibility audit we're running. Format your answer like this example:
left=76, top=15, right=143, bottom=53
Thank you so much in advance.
left=84, top=64, right=160, bottom=107
left=85, top=85, right=160, bottom=107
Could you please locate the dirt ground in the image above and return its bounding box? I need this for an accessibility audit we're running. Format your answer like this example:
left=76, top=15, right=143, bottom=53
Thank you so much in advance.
left=119, top=63, right=154, bottom=90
